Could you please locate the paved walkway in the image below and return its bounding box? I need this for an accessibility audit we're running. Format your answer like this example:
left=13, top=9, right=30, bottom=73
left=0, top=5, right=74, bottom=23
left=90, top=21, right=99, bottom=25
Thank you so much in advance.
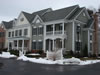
left=0, top=58, right=100, bottom=75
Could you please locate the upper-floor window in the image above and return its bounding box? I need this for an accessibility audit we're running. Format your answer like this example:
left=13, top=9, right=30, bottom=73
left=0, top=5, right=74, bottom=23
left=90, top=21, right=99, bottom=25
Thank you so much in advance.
left=24, top=29, right=28, bottom=36
left=90, top=34, right=92, bottom=40
left=19, top=30, right=22, bottom=36
left=32, top=27, right=37, bottom=35
left=8, top=32, right=11, bottom=37
left=12, top=31, right=14, bottom=37
left=0, top=32, right=5, bottom=37
left=77, top=24, right=81, bottom=33
left=38, top=26, right=43, bottom=35
left=15, top=30, right=18, bottom=37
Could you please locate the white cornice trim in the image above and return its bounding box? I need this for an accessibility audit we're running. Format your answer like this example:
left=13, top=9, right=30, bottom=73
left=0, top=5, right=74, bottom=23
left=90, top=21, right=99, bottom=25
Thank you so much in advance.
left=32, top=15, right=43, bottom=23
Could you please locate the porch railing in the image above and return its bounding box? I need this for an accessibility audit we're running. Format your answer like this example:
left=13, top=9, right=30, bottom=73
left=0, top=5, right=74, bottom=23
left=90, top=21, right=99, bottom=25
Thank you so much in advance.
left=46, top=31, right=67, bottom=35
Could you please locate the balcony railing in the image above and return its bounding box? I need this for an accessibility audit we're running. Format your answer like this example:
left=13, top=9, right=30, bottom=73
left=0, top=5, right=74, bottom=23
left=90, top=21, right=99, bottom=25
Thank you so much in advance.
left=46, top=31, right=67, bottom=35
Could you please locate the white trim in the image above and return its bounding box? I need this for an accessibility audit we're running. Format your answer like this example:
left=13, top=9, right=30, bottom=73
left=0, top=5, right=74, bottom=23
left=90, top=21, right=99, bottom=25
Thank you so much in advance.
left=33, top=40, right=36, bottom=42
left=74, top=8, right=85, bottom=20
left=39, top=26, right=42, bottom=27
left=88, top=30, right=90, bottom=54
left=72, top=22, right=75, bottom=52
left=32, top=15, right=43, bottom=23
left=38, top=40, right=42, bottom=42
left=75, top=20, right=86, bottom=24
left=33, top=26, right=36, bottom=28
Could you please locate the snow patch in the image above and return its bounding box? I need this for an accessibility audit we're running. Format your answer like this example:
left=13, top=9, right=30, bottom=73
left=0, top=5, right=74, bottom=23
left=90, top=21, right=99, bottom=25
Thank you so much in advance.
left=0, top=52, right=17, bottom=58
left=17, top=56, right=100, bottom=65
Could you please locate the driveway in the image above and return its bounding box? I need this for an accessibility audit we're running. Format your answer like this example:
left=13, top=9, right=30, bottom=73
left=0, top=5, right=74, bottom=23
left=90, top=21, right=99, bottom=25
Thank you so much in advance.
left=0, top=58, right=100, bottom=75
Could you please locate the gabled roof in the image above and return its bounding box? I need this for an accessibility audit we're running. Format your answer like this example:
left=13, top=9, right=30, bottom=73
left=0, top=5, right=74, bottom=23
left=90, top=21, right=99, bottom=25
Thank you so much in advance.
left=2, top=20, right=13, bottom=29
left=42, top=5, right=79, bottom=22
left=22, top=8, right=52, bottom=23
left=67, top=8, right=84, bottom=20
left=84, top=18, right=94, bottom=28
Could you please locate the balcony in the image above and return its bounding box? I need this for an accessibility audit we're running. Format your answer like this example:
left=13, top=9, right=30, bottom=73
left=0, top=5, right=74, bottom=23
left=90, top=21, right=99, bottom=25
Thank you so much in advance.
left=46, top=31, right=67, bottom=35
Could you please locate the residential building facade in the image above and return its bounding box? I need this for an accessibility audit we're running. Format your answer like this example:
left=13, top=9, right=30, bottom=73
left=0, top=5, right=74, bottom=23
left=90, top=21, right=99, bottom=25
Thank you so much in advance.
left=0, top=5, right=94, bottom=55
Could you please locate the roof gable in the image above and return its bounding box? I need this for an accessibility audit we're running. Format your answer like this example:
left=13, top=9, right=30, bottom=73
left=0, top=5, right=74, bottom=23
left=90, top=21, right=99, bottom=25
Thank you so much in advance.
left=32, top=15, right=43, bottom=23
left=16, top=12, right=30, bottom=26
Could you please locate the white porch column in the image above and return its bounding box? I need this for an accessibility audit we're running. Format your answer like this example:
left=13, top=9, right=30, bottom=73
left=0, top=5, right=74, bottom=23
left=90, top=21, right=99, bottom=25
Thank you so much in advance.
left=12, top=41, right=14, bottom=49
left=53, top=40, right=55, bottom=51
left=49, top=40, right=51, bottom=51
left=72, top=22, right=75, bottom=52
left=53, top=24, right=55, bottom=35
left=62, top=39, right=64, bottom=50
left=62, top=22, right=64, bottom=34
left=17, top=40, right=19, bottom=50
left=22, top=40, right=24, bottom=52
left=8, top=41, right=9, bottom=51
left=43, top=25, right=46, bottom=52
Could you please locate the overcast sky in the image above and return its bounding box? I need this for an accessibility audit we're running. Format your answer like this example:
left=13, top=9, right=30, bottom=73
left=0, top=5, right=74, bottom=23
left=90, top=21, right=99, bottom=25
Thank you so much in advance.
left=0, top=0, right=100, bottom=22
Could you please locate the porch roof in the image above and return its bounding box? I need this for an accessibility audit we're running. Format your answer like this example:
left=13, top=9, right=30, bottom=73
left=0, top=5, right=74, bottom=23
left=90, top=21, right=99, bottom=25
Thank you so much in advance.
left=8, top=37, right=30, bottom=40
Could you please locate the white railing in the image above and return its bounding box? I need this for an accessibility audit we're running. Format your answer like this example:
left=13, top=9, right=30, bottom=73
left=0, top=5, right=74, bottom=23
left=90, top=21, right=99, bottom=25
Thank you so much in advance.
left=46, top=31, right=67, bottom=35
left=46, top=31, right=53, bottom=35
left=54, top=31, right=62, bottom=34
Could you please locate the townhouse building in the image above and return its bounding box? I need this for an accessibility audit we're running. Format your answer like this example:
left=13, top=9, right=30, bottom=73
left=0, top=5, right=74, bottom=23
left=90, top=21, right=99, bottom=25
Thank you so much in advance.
left=0, top=26, right=5, bottom=49
left=0, top=5, right=94, bottom=55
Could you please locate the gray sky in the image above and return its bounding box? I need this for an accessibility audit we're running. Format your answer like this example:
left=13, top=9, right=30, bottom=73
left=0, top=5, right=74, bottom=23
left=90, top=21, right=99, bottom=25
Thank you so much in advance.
left=0, top=0, right=100, bottom=22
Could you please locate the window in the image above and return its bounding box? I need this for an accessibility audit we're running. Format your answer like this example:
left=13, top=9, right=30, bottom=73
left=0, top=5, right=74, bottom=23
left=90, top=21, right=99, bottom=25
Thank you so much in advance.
left=24, top=29, right=28, bottom=35
left=38, top=41, right=43, bottom=50
left=19, top=30, right=22, bottom=36
left=0, top=32, right=5, bottom=37
left=8, top=32, right=11, bottom=37
left=12, top=31, right=14, bottom=37
left=15, top=30, right=18, bottom=36
left=14, top=41, right=17, bottom=47
left=32, top=27, right=37, bottom=35
left=77, top=24, right=81, bottom=33
left=90, top=43, right=92, bottom=51
left=90, top=33, right=92, bottom=40
left=38, top=27, right=43, bottom=35
left=32, top=41, right=36, bottom=49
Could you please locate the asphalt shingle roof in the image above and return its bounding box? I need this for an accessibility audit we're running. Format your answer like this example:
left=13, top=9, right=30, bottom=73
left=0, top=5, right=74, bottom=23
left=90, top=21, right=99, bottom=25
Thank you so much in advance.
left=84, top=18, right=94, bottom=28
left=42, top=5, right=78, bottom=22
left=2, top=21, right=13, bottom=29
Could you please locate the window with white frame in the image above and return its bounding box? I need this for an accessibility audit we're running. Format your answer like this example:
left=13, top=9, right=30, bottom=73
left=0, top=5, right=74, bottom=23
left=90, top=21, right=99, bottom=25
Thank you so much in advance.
left=12, top=31, right=14, bottom=37
left=90, top=33, right=92, bottom=41
left=15, top=30, right=18, bottom=36
left=32, top=41, right=36, bottom=50
left=8, top=32, right=11, bottom=37
left=19, top=29, right=22, bottom=36
left=32, top=27, right=37, bottom=35
left=24, top=29, right=28, bottom=36
left=38, top=26, right=43, bottom=35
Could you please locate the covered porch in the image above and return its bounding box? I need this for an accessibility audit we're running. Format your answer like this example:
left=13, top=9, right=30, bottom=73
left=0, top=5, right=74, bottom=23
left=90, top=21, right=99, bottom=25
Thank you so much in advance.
left=8, top=37, right=30, bottom=52
left=45, top=38, right=66, bottom=51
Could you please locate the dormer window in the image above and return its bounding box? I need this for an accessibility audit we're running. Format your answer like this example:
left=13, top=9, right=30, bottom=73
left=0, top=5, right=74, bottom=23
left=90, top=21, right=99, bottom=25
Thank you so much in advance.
left=20, top=18, right=24, bottom=22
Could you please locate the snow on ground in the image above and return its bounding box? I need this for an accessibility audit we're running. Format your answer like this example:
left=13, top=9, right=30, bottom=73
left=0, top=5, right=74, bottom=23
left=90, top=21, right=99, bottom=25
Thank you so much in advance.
left=17, top=56, right=100, bottom=65
left=27, top=53, right=40, bottom=56
left=0, top=52, right=17, bottom=58
left=0, top=52, right=100, bottom=65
